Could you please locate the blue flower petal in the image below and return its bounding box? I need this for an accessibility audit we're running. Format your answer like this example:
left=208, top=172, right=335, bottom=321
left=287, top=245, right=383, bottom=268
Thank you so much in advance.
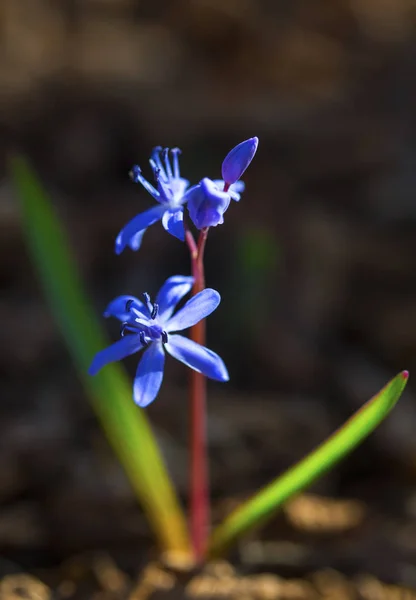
left=165, top=288, right=220, bottom=332
left=163, top=147, right=173, bottom=179
left=165, top=334, right=229, bottom=381
left=104, top=295, right=148, bottom=321
left=155, top=275, right=194, bottom=322
left=212, top=180, right=245, bottom=201
left=171, top=148, right=181, bottom=178
left=133, top=342, right=165, bottom=407
left=221, top=137, right=258, bottom=185
left=187, top=179, right=231, bottom=229
left=228, top=190, right=241, bottom=202
left=128, top=229, right=146, bottom=251
left=170, top=177, right=190, bottom=200
left=157, top=178, right=174, bottom=203
left=115, top=205, right=165, bottom=255
left=88, top=336, right=143, bottom=375
left=231, top=181, right=245, bottom=193
left=181, top=182, right=201, bottom=201
left=161, top=209, right=185, bottom=241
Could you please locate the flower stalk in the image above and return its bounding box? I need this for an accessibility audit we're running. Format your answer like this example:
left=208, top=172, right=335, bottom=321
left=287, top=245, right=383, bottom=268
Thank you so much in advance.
left=14, top=143, right=410, bottom=568
left=186, top=226, right=210, bottom=561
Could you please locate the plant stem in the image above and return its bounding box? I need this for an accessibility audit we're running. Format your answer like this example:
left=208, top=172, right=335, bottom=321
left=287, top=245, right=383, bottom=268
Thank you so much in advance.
left=185, top=226, right=209, bottom=561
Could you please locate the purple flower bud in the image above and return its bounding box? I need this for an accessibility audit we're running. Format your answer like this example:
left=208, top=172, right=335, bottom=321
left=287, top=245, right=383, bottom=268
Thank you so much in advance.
left=187, top=178, right=231, bottom=229
left=221, top=137, right=258, bottom=186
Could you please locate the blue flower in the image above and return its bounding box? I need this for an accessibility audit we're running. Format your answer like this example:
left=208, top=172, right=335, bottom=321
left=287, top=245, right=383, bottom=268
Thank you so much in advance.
left=186, top=138, right=257, bottom=229
left=221, top=137, right=258, bottom=186
left=186, top=178, right=245, bottom=229
left=88, top=275, right=229, bottom=407
left=116, top=147, right=196, bottom=254
left=212, top=180, right=245, bottom=201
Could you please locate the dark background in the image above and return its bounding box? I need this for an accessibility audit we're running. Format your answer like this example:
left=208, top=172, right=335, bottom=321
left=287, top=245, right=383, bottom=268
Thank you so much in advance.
left=1, top=0, right=416, bottom=588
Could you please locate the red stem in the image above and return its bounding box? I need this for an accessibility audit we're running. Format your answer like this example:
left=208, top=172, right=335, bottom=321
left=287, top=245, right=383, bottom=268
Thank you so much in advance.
left=185, top=226, right=209, bottom=561
left=185, top=182, right=229, bottom=559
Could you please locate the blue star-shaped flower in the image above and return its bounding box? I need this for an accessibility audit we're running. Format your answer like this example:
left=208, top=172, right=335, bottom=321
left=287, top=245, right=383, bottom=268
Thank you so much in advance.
left=116, top=147, right=196, bottom=254
left=89, top=275, right=229, bottom=406
left=186, top=137, right=258, bottom=230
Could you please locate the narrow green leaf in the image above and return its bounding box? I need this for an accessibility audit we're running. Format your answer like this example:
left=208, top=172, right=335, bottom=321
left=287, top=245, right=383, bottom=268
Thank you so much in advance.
left=11, top=155, right=191, bottom=558
left=209, top=371, right=408, bottom=557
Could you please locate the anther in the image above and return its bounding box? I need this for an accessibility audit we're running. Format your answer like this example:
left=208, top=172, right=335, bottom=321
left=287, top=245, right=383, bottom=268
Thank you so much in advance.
left=139, top=331, right=149, bottom=347
left=120, top=322, right=129, bottom=337
left=129, top=165, right=141, bottom=183
left=125, top=299, right=134, bottom=312
left=162, top=331, right=168, bottom=344
left=151, top=303, right=159, bottom=320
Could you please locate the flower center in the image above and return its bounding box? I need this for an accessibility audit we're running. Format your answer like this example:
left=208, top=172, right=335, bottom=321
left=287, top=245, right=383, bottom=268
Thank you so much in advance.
left=121, top=296, right=168, bottom=346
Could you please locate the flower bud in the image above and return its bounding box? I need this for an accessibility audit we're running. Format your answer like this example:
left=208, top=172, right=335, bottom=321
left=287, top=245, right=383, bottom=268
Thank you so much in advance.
left=187, top=178, right=231, bottom=229
left=221, top=137, right=258, bottom=185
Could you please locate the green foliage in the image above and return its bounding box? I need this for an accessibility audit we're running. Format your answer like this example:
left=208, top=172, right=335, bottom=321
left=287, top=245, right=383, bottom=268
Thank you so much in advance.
left=209, top=371, right=408, bottom=557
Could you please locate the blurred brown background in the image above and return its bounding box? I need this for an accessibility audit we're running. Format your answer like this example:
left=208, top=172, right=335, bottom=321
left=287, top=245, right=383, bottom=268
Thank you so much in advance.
left=1, top=0, right=416, bottom=589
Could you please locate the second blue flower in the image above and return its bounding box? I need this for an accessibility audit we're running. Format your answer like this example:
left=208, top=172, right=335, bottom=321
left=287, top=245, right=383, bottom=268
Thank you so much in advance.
left=89, top=275, right=229, bottom=406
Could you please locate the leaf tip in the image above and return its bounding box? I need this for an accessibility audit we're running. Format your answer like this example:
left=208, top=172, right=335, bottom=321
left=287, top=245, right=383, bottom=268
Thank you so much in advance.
left=401, top=370, right=409, bottom=380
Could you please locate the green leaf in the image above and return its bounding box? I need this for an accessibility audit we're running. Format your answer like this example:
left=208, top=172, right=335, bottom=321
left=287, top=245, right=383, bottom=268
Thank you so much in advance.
left=11, top=155, right=191, bottom=558
left=209, top=371, right=408, bottom=557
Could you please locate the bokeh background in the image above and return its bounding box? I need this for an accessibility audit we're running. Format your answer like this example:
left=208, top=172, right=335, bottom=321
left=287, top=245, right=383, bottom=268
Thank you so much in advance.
left=2, top=0, right=416, bottom=590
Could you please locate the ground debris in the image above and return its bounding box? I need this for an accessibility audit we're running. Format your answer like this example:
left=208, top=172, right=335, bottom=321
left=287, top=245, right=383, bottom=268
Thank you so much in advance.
left=1, top=562, right=416, bottom=600
left=127, top=563, right=416, bottom=600
left=185, top=571, right=314, bottom=600
left=284, top=494, right=366, bottom=534
left=0, top=574, right=51, bottom=600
